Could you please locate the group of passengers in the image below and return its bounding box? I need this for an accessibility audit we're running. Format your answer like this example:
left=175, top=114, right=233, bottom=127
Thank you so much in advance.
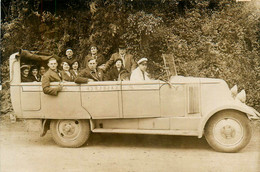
left=21, top=64, right=46, bottom=82
left=22, top=43, right=151, bottom=95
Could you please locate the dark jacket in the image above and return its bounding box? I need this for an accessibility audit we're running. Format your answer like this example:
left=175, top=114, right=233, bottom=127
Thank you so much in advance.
left=42, top=69, right=62, bottom=96
left=30, top=75, right=41, bottom=82
left=105, top=66, right=127, bottom=81
left=70, top=69, right=79, bottom=80
left=60, top=70, right=74, bottom=82
left=21, top=75, right=33, bottom=82
left=75, top=68, right=104, bottom=84
left=82, top=53, right=106, bottom=69
left=104, top=52, right=137, bottom=72
left=61, top=57, right=75, bottom=66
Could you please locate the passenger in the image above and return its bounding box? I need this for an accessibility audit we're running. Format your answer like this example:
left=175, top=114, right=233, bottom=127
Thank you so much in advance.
left=130, top=58, right=151, bottom=81
left=119, top=71, right=131, bottom=81
left=105, top=58, right=128, bottom=81
left=83, top=44, right=106, bottom=70
left=75, top=58, right=104, bottom=83
left=39, top=66, right=46, bottom=80
left=62, top=49, right=75, bottom=67
left=60, top=60, right=74, bottom=82
left=21, top=65, right=32, bottom=82
left=42, top=58, right=63, bottom=96
left=104, top=43, right=137, bottom=73
left=29, top=65, right=41, bottom=82
left=70, top=60, right=80, bottom=79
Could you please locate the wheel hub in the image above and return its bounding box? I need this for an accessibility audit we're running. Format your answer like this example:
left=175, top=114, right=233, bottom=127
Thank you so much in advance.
left=57, top=120, right=81, bottom=140
left=63, top=123, right=75, bottom=135
left=213, top=118, right=244, bottom=146
left=220, top=125, right=236, bottom=139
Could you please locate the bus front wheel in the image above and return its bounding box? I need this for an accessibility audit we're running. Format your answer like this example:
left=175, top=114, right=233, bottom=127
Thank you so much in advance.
left=205, top=111, right=252, bottom=153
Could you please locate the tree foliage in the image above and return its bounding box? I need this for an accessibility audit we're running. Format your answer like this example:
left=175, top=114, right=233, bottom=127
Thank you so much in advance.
left=1, top=0, right=259, bottom=113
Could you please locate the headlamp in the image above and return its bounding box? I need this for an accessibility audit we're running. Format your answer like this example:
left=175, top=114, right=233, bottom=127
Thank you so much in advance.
left=230, top=85, right=238, bottom=98
left=236, top=89, right=246, bottom=103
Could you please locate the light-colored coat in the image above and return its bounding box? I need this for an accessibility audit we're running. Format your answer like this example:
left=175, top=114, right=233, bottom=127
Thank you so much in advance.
left=130, top=67, right=150, bottom=81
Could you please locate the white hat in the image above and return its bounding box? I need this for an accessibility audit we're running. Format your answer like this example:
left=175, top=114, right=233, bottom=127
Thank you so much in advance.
left=137, top=58, right=148, bottom=65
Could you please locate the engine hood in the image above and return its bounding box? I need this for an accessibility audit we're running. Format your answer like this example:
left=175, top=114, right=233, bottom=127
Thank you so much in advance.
left=170, top=76, right=224, bottom=84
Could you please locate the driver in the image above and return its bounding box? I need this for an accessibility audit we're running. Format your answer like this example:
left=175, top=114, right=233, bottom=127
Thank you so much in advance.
left=130, top=58, right=150, bottom=81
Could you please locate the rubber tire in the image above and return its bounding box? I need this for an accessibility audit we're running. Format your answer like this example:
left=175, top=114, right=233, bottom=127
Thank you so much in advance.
left=50, top=119, right=90, bottom=148
left=204, top=110, right=252, bottom=153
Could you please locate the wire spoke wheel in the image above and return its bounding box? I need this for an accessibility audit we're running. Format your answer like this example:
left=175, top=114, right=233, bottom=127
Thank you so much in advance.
left=50, top=119, right=90, bottom=148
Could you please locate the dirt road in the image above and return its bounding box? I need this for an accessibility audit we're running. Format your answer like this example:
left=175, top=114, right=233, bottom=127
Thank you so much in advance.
left=0, top=114, right=259, bottom=172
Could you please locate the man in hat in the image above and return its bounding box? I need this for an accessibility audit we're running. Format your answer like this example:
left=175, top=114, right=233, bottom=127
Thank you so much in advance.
left=130, top=58, right=150, bottom=81
left=42, top=58, right=63, bottom=96
left=75, top=58, right=104, bottom=83
left=82, top=44, right=106, bottom=70
left=104, top=43, right=137, bottom=73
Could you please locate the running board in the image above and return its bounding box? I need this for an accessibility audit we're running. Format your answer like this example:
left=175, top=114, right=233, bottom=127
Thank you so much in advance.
left=92, top=128, right=198, bottom=136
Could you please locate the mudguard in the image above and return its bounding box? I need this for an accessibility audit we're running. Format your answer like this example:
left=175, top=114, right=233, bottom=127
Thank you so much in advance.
left=198, top=102, right=260, bottom=138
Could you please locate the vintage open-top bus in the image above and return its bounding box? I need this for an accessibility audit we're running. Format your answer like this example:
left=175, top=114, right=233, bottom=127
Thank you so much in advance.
left=9, top=51, right=259, bottom=152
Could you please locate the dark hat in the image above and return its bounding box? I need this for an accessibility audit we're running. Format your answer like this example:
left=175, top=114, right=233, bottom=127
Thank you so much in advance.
left=71, top=60, right=80, bottom=68
left=90, top=43, right=97, bottom=49
left=118, top=42, right=126, bottom=49
left=114, top=58, right=123, bottom=64
left=30, top=65, right=38, bottom=71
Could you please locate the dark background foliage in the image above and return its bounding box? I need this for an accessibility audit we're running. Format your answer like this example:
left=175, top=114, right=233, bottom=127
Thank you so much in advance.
left=1, top=0, right=259, bottom=114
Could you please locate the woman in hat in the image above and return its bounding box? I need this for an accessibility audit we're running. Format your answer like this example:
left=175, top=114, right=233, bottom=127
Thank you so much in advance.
left=29, top=65, right=41, bottom=82
left=70, top=60, right=80, bottom=80
left=21, top=65, right=32, bottom=82
left=104, top=58, right=128, bottom=81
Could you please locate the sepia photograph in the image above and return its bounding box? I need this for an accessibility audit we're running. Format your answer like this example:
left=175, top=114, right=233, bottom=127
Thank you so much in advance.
left=0, top=0, right=259, bottom=171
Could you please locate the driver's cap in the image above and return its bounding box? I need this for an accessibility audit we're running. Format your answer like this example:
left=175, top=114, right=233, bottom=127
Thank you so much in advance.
left=137, top=58, right=148, bottom=65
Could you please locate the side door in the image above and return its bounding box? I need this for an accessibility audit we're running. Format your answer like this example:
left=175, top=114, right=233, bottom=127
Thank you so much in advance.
left=160, top=82, right=200, bottom=117
left=20, top=82, right=42, bottom=118
left=81, top=81, right=121, bottom=119
left=19, top=82, right=44, bottom=118
left=121, top=80, right=161, bottom=118
left=41, top=82, right=89, bottom=119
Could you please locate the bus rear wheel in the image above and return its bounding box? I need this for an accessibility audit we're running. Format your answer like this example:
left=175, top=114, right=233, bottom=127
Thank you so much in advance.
left=50, top=119, right=90, bottom=148
left=205, top=111, right=252, bottom=153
